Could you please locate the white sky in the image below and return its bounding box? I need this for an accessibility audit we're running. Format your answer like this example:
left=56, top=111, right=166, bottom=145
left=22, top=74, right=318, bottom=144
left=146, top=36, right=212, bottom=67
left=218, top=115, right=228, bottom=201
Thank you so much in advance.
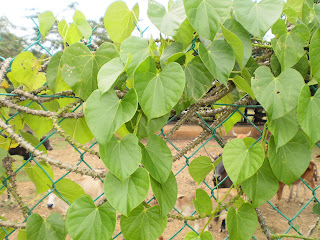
left=0, top=0, right=166, bottom=38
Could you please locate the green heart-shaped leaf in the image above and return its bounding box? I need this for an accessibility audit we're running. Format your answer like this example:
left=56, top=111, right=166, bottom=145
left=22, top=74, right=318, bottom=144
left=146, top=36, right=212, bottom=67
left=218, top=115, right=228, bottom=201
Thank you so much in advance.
left=26, top=213, right=66, bottom=240
left=38, top=11, right=56, bottom=39
left=141, top=135, right=172, bottom=184
left=100, top=134, right=141, bottom=182
left=298, top=85, right=320, bottom=146
left=73, top=10, right=92, bottom=40
left=233, top=75, right=255, bottom=99
left=223, top=137, right=265, bottom=186
left=134, top=56, right=185, bottom=120
left=61, top=42, right=119, bottom=100
left=104, top=1, right=138, bottom=44
left=120, top=205, right=167, bottom=240
left=85, top=88, right=138, bottom=145
left=148, top=0, right=186, bottom=37
left=199, top=41, right=235, bottom=86
left=189, top=156, right=214, bottom=185
left=252, top=66, right=304, bottom=119
left=192, top=189, right=212, bottom=215
left=242, top=158, right=279, bottom=207
left=227, top=203, right=258, bottom=240
left=222, top=19, right=252, bottom=69
left=150, top=172, right=177, bottom=217
left=234, top=0, right=284, bottom=39
left=271, top=22, right=309, bottom=70
left=268, top=109, right=299, bottom=150
left=104, top=168, right=149, bottom=216
left=66, top=195, right=116, bottom=240
left=120, top=36, right=150, bottom=77
left=183, top=0, right=232, bottom=40
left=268, top=132, right=311, bottom=185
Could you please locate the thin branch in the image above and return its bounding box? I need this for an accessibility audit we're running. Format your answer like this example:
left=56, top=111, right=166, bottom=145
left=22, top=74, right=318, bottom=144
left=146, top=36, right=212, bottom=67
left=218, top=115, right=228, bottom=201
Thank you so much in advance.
left=0, top=97, right=84, bottom=119
left=256, top=207, right=272, bottom=240
left=173, top=96, right=251, bottom=162
left=307, top=217, right=320, bottom=237
left=0, top=58, right=12, bottom=84
left=271, top=234, right=318, bottom=240
left=0, top=119, right=106, bottom=178
left=0, top=220, right=26, bottom=229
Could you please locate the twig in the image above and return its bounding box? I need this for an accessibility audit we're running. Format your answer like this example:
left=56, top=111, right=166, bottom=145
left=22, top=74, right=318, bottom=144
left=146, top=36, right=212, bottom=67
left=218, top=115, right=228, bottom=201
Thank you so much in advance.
left=307, top=217, right=320, bottom=237
left=173, top=95, right=251, bottom=162
left=0, top=98, right=84, bottom=119
left=0, top=220, right=26, bottom=229
left=0, top=58, right=12, bottom=84
left=0, top=119, right=106, bottom=178
left=256, top=207, right=272, bottom=240
left=271, top=234, right=318, bottom=240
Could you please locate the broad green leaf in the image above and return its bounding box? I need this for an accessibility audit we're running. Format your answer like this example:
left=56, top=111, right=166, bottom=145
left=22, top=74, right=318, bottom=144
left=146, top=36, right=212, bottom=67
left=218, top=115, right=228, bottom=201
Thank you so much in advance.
left=227, top=203, right=258, bottom=240
left=175, top=18, right=194, bottom=47
left=192, top=189, right=212, bottom=215
left=58, top=20, right=68, bottom=41
left=53, top=178, right=86, bottom=204
left=120, top=205, right=167, bottom=240
left=66, top=195, right=116, bottom=240
left=26, top=213, right=66, bottom=240
left=100, top=134, right=141, bottom=182
left=302, top=0, right=315, bottom=24
left=24, top=161, right=54, bottom=194
left=242, top=158, right=279, bottom=207
left=85, top=88, right=138, bottom=145
left=184, top=56, right=213, bottom=102
left=148, top=0, right=186, bottom=37
left=298, top=85, right=320, bottom=146
left=313, top=203, right=320, bottom=216
left=293, top=55, right=309, bottom=79
left=126, top=111, right=170, bottom=140
left=104, top=1, right=138, bottom=44
left=150, top=172, right=177, bottom=217
left=189, top=156, right=214, bottom=185
left=199, top=41, right=235, bottom=86
left=73, top=10, right=92, bottom=40
left=46, top=52, right=71, bottom=93
left=310, top=28, right=320, bottom=81
left=104, top=168, right=149, bottom=216
left=65, top=23, right=83, bottom=45
left=233, top=75, right=255, bottom=99
left=268, top=132, right=311, bottom=185
left=20, top=131, right=47, bottom=153
left=252, top=66, right=305, bottom=120
left=233, top=0, right=284, bottom=39
left=61, top=43, right=116, bottom=100
left=60, top=118, right=94, bottom=144
left=184, top=231, right=213, bottom=240
left=223, top=137, right=265, bottom=186
left=222, top=19, right=252, bottom=69
left=141, top=134, right=172, bottom=184
left=38, top=11, right=56, bottom=39
left=271, top=23, right=309, bottom=70
left=183, top=0, right=232, bottom=40
left=120, top=36, right=150, bottom=77
left=95, top=42, right=120, bottom=66
left=17, top=229, right=27, bottom=240
left=134, top=56, right=185, bottom=120
left=97, top=57, right=125, bottom=95
left=268, top=109, right=299, bottom=150
left=7, top=52, right=46, bottom=91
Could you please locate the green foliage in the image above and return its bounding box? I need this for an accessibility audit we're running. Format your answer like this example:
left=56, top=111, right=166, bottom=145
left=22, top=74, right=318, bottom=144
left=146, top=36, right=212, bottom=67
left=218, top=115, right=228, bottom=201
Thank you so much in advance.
left=184, top=231, right=213, bottom=240
left=192, top=189, right=212, bottom=215
left=38, top=11, right=56, bottom=39
left=26, top=213, right=66, bottom=240
left=53, top=178, right=86, bottom=204
left=66, top=195, right=116, bottom=240
left=189, top=156, right=214, bottom=184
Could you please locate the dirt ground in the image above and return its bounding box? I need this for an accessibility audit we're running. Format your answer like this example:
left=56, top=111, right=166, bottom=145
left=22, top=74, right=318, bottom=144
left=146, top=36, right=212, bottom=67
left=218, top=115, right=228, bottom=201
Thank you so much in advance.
left=1, top=124, right=320, bottom=240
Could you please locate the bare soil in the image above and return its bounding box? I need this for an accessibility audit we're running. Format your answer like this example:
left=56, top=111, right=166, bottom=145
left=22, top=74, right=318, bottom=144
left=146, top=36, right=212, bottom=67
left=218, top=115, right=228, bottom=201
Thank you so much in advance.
left=1, top=124, right=320, bottom=240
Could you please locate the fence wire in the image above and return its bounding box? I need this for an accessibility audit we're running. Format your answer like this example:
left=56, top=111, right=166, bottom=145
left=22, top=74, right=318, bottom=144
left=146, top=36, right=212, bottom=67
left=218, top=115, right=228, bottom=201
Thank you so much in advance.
left=0, top=19, right=319, bottom=240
